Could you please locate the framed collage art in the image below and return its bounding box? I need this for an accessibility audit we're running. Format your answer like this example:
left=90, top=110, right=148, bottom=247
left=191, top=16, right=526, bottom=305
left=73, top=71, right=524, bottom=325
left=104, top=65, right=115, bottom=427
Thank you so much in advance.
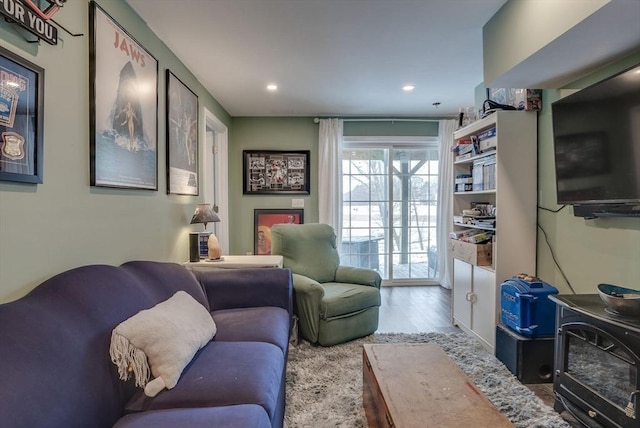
left=243, top=150, right=310, bottom=195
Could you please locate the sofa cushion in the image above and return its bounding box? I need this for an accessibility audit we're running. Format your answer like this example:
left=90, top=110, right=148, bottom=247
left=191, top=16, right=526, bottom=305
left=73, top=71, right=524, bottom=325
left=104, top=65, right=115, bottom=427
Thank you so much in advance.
left=110, top=291, right=216, bottom=397
left=321, top=282, right=381, bottom=318
left=114, top=405, right=271, bottom=428
left=212, top=306, right=290, bottom=352
left=126, top=341, right=284, bottom=421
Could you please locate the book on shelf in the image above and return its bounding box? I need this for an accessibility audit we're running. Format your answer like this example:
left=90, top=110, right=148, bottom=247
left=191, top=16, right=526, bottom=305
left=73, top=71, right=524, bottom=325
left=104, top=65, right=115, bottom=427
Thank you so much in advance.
left=463, top=230, right=494, bottom=244
left=471, top=153, right=496, bottom=191
left=477, top=126, right=497, bottom=152
left=471, top=217, right=496, bottom=228
left=449, top=228, right=494, bottom=244
left=449, top=228, right=478, bottom=239
left=452, top=139, right=473, bottom=161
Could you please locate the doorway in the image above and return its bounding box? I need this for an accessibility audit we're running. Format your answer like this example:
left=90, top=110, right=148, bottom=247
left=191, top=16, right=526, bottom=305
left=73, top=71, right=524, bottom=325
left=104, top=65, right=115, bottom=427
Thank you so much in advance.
left=203, top=108, right=229, bottom=254
left=342, top=137, right=440, bottom=285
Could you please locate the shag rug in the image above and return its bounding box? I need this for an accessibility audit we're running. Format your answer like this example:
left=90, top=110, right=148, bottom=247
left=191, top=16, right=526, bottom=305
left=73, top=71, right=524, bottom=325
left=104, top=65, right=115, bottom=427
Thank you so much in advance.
left=284, top=332, right=570, bottom=428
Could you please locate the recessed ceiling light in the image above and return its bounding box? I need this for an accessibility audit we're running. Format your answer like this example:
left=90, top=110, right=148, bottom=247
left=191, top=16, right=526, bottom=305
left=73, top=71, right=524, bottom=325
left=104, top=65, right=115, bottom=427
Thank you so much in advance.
left=402, top=85, right=415, bottom=92
left=266, top=84, right=278, bottom=91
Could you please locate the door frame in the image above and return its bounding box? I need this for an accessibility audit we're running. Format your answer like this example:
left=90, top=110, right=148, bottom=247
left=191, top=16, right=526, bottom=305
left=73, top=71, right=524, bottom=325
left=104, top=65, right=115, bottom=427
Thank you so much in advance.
left=203, top=107, right=229, bottom=254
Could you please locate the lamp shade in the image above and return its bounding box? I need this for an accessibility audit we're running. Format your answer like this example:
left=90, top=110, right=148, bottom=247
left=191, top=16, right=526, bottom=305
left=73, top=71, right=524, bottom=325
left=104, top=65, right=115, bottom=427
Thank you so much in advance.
left=190, top=204, right=220, bottom=230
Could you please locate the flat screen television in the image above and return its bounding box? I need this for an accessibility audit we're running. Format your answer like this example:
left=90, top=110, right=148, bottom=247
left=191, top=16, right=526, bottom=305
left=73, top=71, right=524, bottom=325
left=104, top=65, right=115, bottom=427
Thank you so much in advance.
left=551, top=63, right=640, bottom=218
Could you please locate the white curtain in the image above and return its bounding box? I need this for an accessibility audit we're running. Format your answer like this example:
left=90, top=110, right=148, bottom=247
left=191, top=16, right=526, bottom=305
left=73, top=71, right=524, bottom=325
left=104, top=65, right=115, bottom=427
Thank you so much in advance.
left=436, top=119, right=457, bottom=289
left=318, top=118, right=344, bottom=242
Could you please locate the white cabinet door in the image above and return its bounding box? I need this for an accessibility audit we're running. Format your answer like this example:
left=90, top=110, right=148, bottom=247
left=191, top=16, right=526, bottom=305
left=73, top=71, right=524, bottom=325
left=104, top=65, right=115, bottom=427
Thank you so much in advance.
left=472, top=266, right=497, bottom=349
left=452, top=259, right=473, bottom=331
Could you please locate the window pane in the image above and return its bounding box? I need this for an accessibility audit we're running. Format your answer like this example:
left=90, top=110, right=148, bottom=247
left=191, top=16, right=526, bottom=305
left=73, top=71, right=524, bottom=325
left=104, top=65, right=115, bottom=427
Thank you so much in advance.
left=342, top=143, right=439, bottom=282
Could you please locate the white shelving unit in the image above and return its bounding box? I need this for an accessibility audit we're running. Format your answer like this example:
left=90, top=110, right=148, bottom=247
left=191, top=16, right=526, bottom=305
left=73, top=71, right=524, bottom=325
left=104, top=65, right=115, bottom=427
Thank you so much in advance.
left=450, top=111, right=537, bottom=352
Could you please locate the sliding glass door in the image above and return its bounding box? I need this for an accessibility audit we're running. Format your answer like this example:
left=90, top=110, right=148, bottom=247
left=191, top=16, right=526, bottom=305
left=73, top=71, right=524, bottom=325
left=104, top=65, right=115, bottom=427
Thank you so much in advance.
left=341, top=138, right=440, bottom=285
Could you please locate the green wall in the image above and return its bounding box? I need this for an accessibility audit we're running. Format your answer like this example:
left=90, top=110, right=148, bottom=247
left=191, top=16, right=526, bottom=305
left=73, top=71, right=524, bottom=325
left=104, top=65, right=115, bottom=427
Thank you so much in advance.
left=343, top=120, right=440, bottom=137
left=226, top=117, right=449, bottom=255
left=536, top=52, right=640, bottom=293
left=228, top=117, right=318, bottom=255
left=0, top=0, right=230, bottom=302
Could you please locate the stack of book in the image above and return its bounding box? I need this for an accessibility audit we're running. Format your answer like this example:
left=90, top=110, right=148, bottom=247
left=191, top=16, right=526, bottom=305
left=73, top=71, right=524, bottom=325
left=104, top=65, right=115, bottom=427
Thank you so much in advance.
left=452, top=139, right=475, bottom=161
left=472, top=153, right=496, bottom=191
left=449, top=229, right=494, bottom=244
left=477, top=126, right=497, bottom=152
left=471, top=217, right=496, bottom=228
left=455, top=173, right=473, bottom=192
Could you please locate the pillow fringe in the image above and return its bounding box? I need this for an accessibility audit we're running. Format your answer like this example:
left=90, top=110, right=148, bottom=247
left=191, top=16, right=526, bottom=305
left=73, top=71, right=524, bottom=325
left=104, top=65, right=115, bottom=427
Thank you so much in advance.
left=109, top=330, right=151, bottom=388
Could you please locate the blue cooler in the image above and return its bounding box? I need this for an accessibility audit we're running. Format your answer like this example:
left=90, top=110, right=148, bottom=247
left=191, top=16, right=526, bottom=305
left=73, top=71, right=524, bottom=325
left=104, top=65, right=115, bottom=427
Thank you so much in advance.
left=500, top=274, right=559, bottom=337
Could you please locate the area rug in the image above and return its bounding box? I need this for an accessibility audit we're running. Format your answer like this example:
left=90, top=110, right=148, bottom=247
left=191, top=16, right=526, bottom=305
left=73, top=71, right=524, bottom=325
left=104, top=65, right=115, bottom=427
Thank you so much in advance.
left=284, top=332, right=570, bottom=428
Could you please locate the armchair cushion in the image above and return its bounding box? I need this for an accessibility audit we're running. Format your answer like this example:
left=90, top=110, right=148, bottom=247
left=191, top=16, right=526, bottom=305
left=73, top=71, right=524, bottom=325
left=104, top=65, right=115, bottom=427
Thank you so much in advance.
left=271, top=223, right=339, bottom=283
left=321, top=283, right=381, bottom=318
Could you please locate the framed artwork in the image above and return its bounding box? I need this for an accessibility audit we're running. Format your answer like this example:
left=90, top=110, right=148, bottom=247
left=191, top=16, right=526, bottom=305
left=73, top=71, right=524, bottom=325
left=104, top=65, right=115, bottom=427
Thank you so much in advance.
left=0, top=46, right=44, bottom=184
left=254, top=208, right=304, bottom=255
left=166, top=70, right=198, bottom=195
left=89, top=1, right=158, bottom=190
left=243, top=150, right=310, bottom=194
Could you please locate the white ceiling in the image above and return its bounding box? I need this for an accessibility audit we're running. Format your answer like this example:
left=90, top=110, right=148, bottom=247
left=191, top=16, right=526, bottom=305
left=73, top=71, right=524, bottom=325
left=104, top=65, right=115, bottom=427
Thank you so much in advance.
left=125, top=0, right=640, bottom=118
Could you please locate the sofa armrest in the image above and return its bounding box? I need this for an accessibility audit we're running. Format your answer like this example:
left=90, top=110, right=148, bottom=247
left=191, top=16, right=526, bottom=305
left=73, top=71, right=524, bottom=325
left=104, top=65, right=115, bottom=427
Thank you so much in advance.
left=335, top=266, right=382, bottom=288
left=193, top=268, right=293, bottom=315
left=291, top=273, right=325, bottom=343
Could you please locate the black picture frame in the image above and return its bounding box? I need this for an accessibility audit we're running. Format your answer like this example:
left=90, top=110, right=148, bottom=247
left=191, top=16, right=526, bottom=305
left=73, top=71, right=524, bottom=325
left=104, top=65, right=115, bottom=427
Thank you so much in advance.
left=89, top=1, right=158, bottom=190
left=166, top=70, right=199, bottom=195
left=243, top=150, right=310, bottom=194
left=254, top=208, right=304, bottom=255
left=0, top=46, right=44, bottom=184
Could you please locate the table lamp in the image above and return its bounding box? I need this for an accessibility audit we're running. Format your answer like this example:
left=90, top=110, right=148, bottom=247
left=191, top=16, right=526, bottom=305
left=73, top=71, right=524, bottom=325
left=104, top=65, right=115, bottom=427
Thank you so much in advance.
left=189, top=204, right=221, bottom=261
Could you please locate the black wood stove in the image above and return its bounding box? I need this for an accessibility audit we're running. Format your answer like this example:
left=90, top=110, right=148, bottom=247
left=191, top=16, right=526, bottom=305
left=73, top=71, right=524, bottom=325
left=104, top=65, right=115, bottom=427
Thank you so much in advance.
left=550, top=294, right=640, bottom=428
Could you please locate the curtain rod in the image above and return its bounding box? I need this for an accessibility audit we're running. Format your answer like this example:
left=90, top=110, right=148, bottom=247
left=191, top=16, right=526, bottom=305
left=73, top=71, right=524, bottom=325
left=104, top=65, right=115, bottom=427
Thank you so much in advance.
left=313, top=117, right=440, bottom=124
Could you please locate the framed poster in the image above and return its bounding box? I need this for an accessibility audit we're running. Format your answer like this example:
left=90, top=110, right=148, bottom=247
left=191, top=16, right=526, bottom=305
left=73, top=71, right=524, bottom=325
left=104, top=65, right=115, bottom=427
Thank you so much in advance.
left=254, top=208, right=304, bottom=255
left=89, top=1, right=158, bottom=190
left=166, top=70, right=198, bottom=195
left=243, top=150, right=310, bottom=194
left=0, top=46, right=44, bottom=184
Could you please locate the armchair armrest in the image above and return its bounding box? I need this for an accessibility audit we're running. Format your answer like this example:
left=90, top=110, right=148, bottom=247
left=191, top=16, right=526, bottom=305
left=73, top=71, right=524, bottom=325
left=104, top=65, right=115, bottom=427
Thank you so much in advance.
left=193, top=268, right=293, bottom=316
left=291, top=273, right=325, bottom=343
left=335, top=266, right=382, bottom=288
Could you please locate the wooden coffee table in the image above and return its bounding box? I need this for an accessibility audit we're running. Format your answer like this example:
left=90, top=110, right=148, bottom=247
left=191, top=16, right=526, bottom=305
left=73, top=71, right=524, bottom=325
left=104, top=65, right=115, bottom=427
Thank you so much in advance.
left=363, top=343, right=513, bottom=427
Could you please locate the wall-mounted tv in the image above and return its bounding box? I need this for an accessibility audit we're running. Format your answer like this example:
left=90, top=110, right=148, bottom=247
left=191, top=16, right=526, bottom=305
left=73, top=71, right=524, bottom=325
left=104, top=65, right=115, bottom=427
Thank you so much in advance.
left=551, top=63, right=640, bottom=218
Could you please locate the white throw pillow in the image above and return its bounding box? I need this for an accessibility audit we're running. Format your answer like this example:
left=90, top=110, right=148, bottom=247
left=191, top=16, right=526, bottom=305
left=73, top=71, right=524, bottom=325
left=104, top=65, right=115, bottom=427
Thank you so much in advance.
left=109, top=291, right=216, bottom=397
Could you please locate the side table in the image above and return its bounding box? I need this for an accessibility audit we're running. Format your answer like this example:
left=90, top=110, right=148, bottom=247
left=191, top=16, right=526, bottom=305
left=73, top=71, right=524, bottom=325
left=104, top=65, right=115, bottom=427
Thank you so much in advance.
left=184, top=255, right=284, bottom=271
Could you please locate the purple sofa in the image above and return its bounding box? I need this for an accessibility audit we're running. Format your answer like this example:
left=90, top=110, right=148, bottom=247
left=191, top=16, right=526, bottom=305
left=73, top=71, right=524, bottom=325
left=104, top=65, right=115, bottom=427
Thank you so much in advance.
left=0, top=261, right=293, bottom=428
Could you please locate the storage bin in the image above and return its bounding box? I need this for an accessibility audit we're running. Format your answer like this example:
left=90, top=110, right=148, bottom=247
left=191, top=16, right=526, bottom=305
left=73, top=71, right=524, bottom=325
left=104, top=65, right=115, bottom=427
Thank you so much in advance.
left=449, top=239, right=492, bottom=266
left=500, top=275, right=558, bottom=337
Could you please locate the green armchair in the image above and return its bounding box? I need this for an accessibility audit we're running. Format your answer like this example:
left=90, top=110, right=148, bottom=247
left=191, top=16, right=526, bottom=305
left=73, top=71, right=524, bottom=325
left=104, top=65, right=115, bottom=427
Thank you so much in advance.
left=270, top=223, right=381, bottom=346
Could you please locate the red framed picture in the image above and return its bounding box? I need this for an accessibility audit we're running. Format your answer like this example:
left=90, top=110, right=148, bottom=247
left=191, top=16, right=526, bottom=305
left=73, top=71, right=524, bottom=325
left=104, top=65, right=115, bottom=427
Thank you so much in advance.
left=254, top=209, right=304, bottom=255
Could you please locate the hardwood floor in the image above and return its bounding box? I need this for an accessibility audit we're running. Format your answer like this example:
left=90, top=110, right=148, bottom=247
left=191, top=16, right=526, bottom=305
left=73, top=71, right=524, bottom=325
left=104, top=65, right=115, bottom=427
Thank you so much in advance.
left=375, top=285, right=579, bottom=427
left=377, top=284, right=458, bottom=334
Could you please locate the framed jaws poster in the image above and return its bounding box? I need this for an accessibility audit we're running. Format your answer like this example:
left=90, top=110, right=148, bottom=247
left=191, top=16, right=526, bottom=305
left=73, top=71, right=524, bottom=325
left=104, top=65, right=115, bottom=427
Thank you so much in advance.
left=89, top=1, right=158, bottom=190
